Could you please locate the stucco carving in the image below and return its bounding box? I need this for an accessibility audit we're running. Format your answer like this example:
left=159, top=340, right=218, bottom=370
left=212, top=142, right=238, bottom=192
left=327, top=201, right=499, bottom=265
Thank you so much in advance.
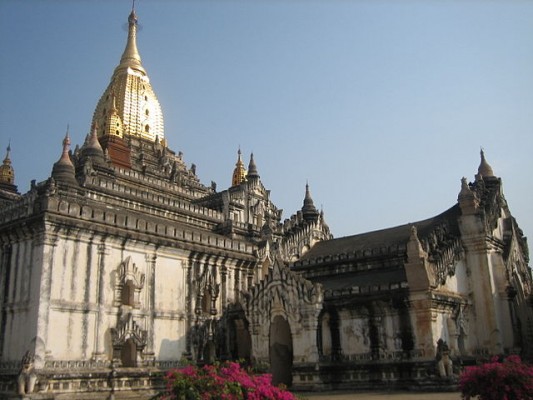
left=17, top=351, right=37, bottom=395
left=110, top=313, right=148, bottom=366
left=195, top=265, right=220, bottom=316
left=111, top=313, right=147, bottom=349
left=114, top=256, right=145, bottom=308
left=422, top=223, right=464, bottom=285
left=436, top=339, right=454, bottom=378
left=244, top=259, right=323, bottom=363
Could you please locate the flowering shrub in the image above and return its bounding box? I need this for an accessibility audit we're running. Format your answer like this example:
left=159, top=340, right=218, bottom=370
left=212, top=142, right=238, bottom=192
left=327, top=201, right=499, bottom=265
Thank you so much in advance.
left=158, top=362, right=297, bottom=400
left=459, top=355, right=533, bottom=400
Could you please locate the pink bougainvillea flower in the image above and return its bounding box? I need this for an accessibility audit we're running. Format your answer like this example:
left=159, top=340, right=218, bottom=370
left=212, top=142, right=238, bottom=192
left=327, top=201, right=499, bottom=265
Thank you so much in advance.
left=160, top=361, right=296, bottom=400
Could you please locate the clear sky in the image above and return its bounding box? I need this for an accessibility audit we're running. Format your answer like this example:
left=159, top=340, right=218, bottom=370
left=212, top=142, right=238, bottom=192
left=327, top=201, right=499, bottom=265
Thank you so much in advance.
left=1, top=0, right=532, bottom=243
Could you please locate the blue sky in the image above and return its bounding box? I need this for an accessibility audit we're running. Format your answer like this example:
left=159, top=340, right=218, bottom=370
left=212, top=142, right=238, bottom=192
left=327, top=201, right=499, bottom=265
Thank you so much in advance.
left=1, top=0, right=532, bottom=243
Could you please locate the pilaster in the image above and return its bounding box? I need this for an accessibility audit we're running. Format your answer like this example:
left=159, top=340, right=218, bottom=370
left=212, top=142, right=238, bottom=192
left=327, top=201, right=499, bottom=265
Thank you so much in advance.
left=92, top=240, right=109, bottom=360
left=220, top=264, right=227, bottom=309
left=0, top=244, right=11, bottom=358
left=459, top=211, right=504, bottom=354
left=144, top=252, right=156, bottom=363
left=184, top=258, right=193, bottom=356
left=34, top=231, right=58, bottom=368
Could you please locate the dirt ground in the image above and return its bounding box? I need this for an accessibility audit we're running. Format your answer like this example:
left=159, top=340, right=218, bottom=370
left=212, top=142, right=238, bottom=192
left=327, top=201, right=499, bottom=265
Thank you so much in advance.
left=300, top=391, right=462, bottom=399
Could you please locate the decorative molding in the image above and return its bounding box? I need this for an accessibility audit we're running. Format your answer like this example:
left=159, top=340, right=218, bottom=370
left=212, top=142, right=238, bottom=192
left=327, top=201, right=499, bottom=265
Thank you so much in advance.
left=114, top=256, right=145, bottom=308
left=244, top=259, right=323, bottom=334
left=111, top=313, right=147, bottom=348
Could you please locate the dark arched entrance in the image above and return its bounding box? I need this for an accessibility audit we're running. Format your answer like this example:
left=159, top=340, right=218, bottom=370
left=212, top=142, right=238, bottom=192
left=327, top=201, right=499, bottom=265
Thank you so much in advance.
left=225, top=305, right=252, bottom=363
left=121, top=338, right=137, bottom=367
left=269, top=315, right=293, bottom=387
left=233, top=319, right=251, bottom=361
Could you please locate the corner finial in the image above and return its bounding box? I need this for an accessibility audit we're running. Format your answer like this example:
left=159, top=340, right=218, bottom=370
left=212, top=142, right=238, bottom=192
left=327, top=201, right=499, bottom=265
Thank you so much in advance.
left=85, top=122, right=104, bottom=156
left=247, top=152, right=259, bottom=178
left=458, top=177, right=479, bottom=213
left=458, top=176, right=475, bottom=200
left=4, top=139, right=12, bottom=164
left=302, top=181, right=319, bottom=221
left=62, top=125, right=71, bottom=155
left=477, top=147, right=494, bottom=178
left=51, top=125, right=77, bottom=185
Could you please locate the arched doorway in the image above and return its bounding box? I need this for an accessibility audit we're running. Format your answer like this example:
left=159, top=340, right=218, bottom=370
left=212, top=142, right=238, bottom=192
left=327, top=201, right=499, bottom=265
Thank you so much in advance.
left=224, top=305, right=252, bottom=363
left=233, top=319, right=251, bottom=361
left=269, top=315, right=293, bottom=387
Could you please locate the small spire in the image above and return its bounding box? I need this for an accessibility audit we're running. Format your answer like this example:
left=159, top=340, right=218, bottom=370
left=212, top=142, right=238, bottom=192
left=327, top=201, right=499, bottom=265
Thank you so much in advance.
left=458, top=177, right=471, bottom=198
left=0, top=141, right=15, bottom=186
left=111, top=91, right=118, bottom=112
left=458, top=176, right=479, bottom=213
left=302, top=182, right=319, bottom=222
left=304, top=181, right=312, bottom=201
left=81, top=123, right=105, bottom=166
left=89, top=123, right=104, bottom=150
left=3, top=140, right=12, bottom=166
left=477, top=148, right=495, bottom=178
left=409, top=225, right=419, bottom=241
left=231, top=148, right=247, bottom=186
left=102, top=91, right=124, bottom=139
left=58, top=128, right=73, bottom=166
left=247, top=152, right=259, bottom=179
left=406, top=224, right=427, bottom=261
left=51, top=126, right=78, bottom=185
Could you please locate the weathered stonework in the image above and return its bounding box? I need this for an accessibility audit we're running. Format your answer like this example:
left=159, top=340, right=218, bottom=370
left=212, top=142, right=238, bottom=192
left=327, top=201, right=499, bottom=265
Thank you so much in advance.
left=0, top=8, right=531, bottom=400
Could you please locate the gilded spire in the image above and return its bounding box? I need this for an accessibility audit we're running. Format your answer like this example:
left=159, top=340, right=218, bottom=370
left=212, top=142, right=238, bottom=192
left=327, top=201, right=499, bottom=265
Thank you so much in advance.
left=111, top=91, right=118, bottom=113
left=114, top=8, right=146, bottom=76
left=102, top=92, right=124, bottom=138
left=231, top=148, right=247, bottom=186
left=477, top=148, right=495, bottom=178
left=0, top=142, right=15, bottom=185
left=92, top=8, right=164, bottom=143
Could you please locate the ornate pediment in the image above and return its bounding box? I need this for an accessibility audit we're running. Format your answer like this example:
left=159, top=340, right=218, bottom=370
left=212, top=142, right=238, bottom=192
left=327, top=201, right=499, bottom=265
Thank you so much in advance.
left=195, top=265, right=220, bottom=316
left=111, top=313, right=147, bottom=349
left=420, top=223, right=464, bottom=286
left=244, top=259, right=323, bottom=333
left=114, top=256, right=145, bottom=308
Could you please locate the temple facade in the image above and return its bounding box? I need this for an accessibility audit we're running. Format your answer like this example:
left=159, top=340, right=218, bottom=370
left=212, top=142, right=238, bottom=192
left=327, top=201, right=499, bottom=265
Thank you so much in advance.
left=0, top=9, right=531, bottom=399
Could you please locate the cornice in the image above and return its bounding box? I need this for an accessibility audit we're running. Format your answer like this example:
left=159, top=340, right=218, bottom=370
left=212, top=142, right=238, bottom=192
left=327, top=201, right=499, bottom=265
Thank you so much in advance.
left=42, top=212, right=256, bottom=262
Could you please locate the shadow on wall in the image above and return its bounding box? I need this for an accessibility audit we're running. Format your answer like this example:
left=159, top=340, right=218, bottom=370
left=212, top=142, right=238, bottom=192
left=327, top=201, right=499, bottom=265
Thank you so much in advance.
left=158, top=336, right=186, bottom=360
left=104, top=328, right=113, bottom=360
